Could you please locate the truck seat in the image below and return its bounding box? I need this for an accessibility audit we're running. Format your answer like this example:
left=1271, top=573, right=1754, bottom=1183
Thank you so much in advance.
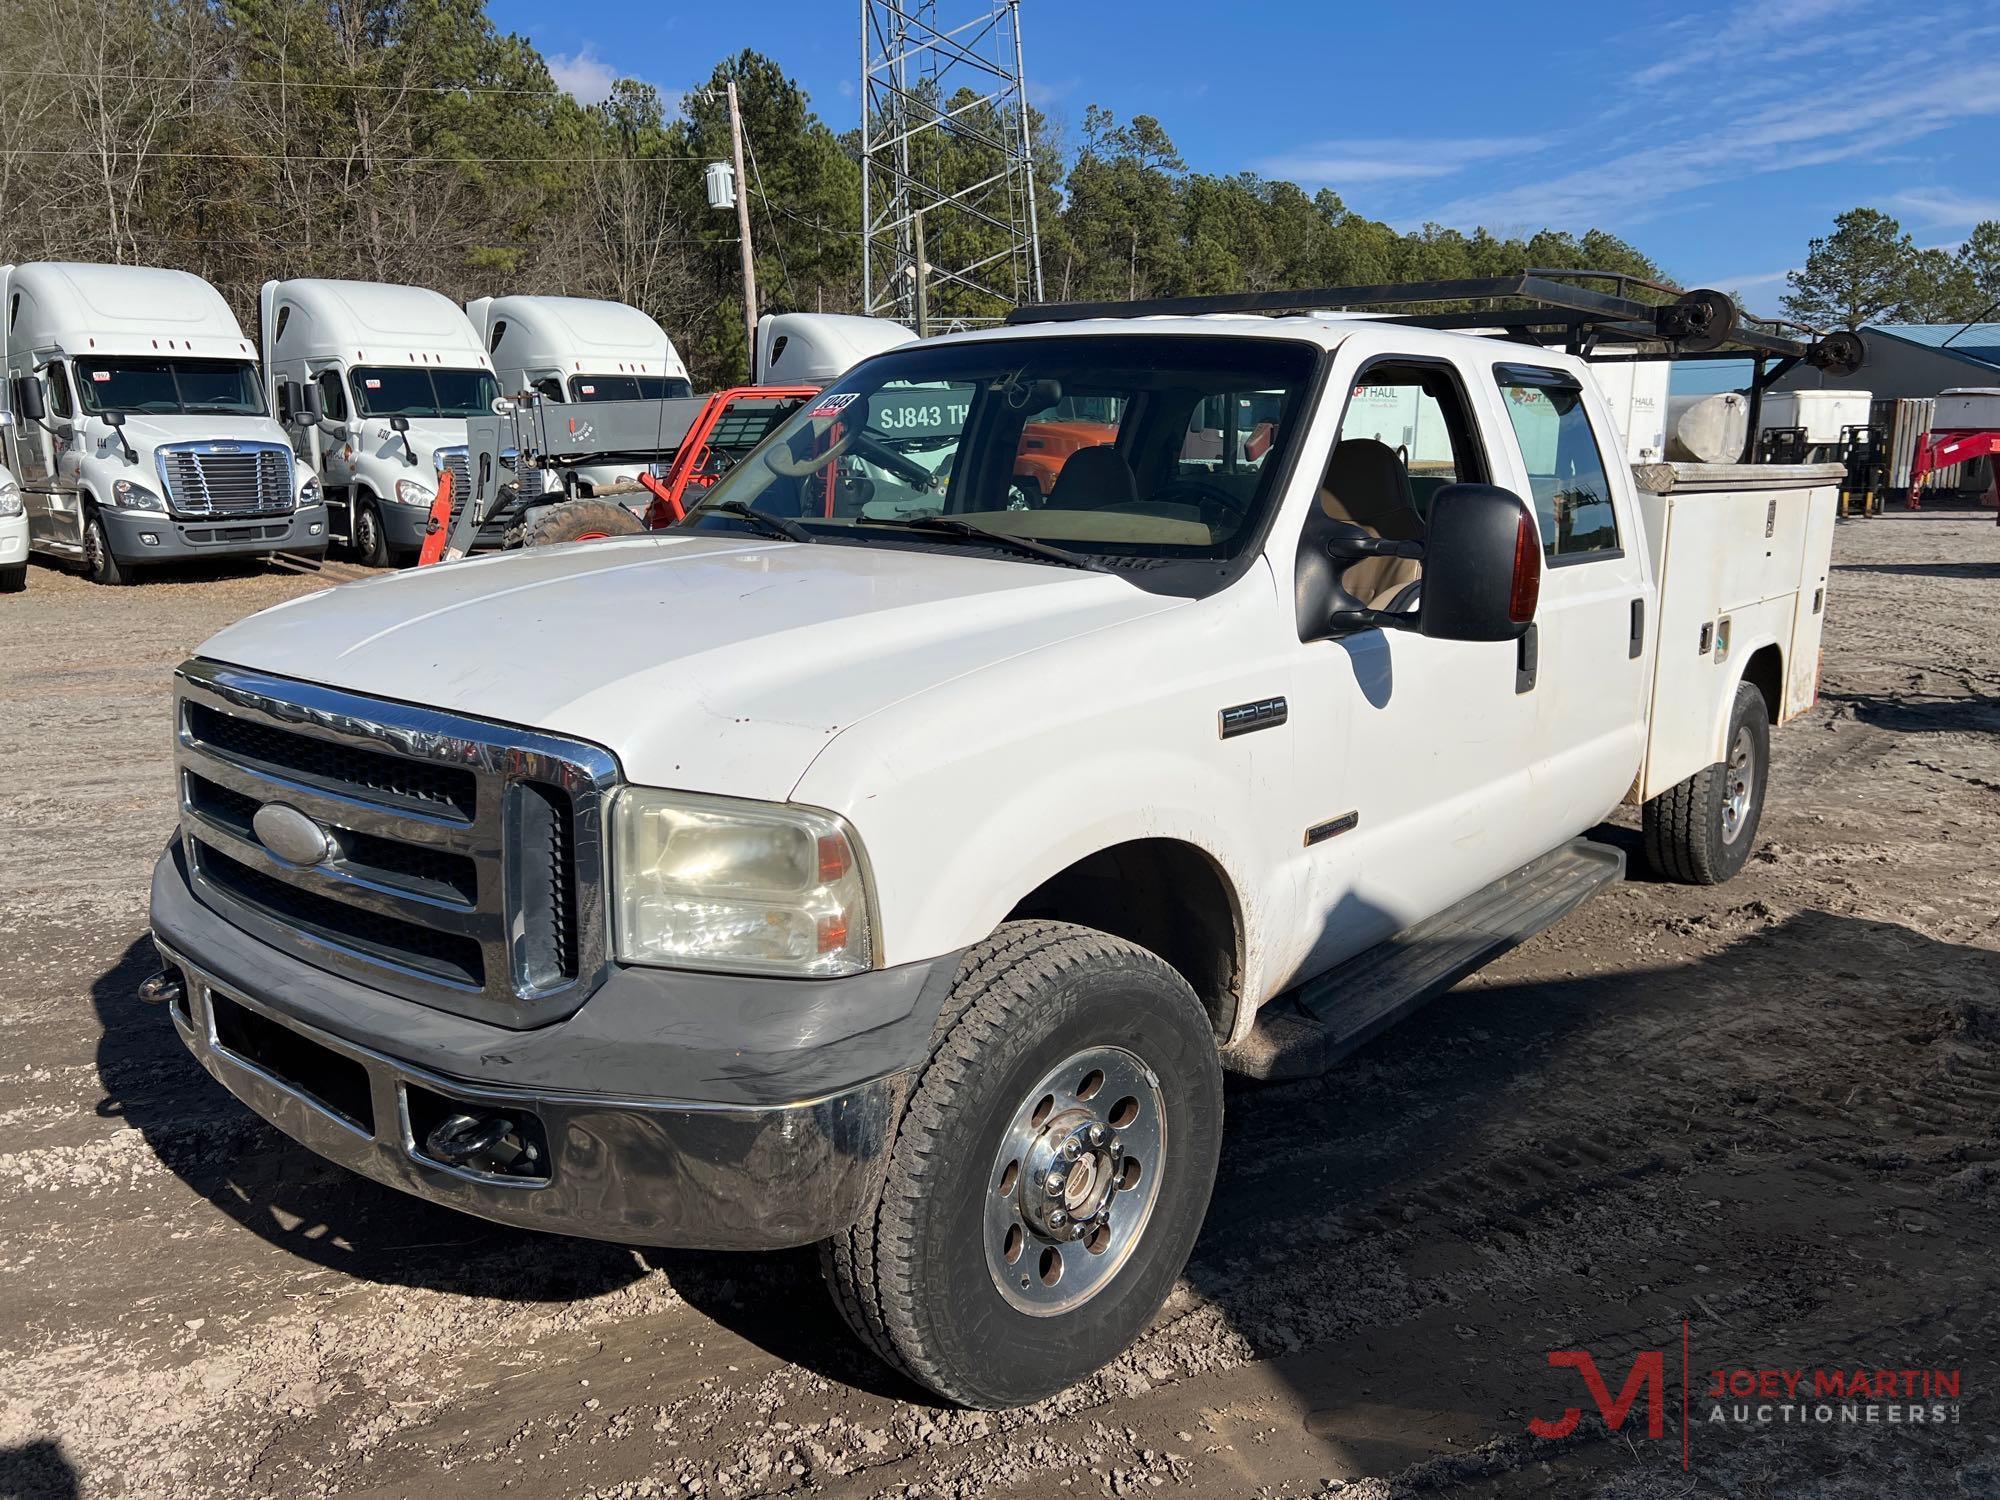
left=1046, top=445, right=1139, bottom=510
left=1318, top=438, right=1424, bottom=608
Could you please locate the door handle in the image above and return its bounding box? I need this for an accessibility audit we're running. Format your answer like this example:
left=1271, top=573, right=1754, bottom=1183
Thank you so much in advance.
left=1628, top=597, right=1645, bottom=660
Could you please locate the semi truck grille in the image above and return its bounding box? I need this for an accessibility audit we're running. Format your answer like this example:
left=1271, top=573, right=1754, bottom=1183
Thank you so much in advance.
left=174, top=660, right=616, bottom=1028
left=157, top=443, right=295, bottom=516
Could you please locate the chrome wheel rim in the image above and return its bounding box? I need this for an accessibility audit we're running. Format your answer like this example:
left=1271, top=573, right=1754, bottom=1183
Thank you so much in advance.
left=85, top=521, right=105, bottom=577
left=984, top=1045, right=1165, bottom=1316
left=1721, top=724, right=1755, bottom=843
left=357, top=509, right=380, bottom=559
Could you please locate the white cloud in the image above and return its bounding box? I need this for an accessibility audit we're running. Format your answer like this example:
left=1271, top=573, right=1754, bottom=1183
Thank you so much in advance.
left=1424, top=58, right=2000, bottom=236
left=1888, top=188, right=2000, bottom=229
left=1631, top=0, right=1871, bottom=85
left=547, top=47, right=620, bottom=105
left=1257, top=136, right=1548, bottom=188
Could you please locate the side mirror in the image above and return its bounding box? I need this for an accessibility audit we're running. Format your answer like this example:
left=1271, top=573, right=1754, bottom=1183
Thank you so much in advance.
left=389, top=414, right=410, bottom=432
left=1414, top=484, right=1541, bottom=643
left=102, top=409, right=125, bottom=428
left=15, top=376, right=46, bottom=423
left=299, top=381, right=324, bottom=423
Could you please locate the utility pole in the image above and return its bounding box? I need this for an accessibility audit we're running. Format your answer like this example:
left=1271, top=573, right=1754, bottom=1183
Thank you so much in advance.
left=726, top=81, right=759, bottom=377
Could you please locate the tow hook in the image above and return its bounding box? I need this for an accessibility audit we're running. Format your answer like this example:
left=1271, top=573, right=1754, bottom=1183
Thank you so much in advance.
left=425, top=1111, right=543, bottom=1178
left=136, top=969, right=184, bottom=1008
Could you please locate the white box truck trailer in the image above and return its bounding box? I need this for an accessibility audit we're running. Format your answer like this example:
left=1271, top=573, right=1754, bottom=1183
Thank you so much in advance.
left=0, top=263, right=325, bottom=585
left=262, top=278, right=524, bottom=567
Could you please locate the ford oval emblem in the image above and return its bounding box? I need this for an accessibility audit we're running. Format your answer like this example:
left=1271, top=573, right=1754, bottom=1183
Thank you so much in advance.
left=252, top=802, right=333, bottom=867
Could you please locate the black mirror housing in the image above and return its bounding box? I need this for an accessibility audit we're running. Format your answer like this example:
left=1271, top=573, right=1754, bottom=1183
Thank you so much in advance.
left=102, top=409, right=125, bottom=428
left=300, top=381, right=324, bottom=422
left=389, top=414, right=411, bottom=432
left=1416, top=483, right=1541, bottom=643
left=15, top=376, right=46, bottom=423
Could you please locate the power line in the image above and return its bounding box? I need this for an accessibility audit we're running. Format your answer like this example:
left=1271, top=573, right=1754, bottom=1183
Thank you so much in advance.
left=0, top=146, right=707, bottom=165
left=0, top=67, right=724, bottom=103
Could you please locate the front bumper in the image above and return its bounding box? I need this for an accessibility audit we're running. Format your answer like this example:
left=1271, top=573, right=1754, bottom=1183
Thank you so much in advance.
left=101, top=503, right=327, bottom=563
left=151, top=846, right=958, bottom=1249
left=0, top=517, right=25, bottom=565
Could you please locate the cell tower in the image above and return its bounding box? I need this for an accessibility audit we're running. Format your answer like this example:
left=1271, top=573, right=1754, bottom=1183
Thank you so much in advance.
left=860, top=0, right=1044, bottom=331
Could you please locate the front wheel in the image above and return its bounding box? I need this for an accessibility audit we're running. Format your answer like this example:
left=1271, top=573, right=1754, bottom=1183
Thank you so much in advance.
left=83, top=511, right=130, bottom=585
left=823, top=921, right=1223, bottom=1408
left=519, top=498, right=645, bottom=547
left=1643, top=679, right=1770, bottom=884
left=0, top=564, right=24, bottom=594
left=352, top=499, right=393, bottom=568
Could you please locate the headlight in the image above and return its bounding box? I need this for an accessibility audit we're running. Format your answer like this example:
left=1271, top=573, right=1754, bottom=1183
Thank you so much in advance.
left=112, top=478, right=164, bottom=511
left=610, top=788, right=873, bottom=977
left=393, top=478, right=435, bottom=507
left=0, top=481, right=20, bottom=518
left=299, top=476, right=321, bottom=506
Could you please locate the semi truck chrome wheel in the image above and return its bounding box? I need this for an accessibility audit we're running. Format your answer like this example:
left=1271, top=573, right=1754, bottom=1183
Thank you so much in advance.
left=985, top=1045, right=1165, bottom=1314
left=822, top=920, right=1223, bottom=1409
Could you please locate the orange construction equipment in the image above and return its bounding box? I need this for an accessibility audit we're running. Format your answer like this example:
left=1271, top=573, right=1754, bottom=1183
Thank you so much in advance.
left=642, top=385, right=819, bottom=529
left=416, top=469, right=456, bottom=566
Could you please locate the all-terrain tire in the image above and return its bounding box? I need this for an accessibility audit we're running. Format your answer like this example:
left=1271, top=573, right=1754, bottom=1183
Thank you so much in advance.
left=519, top=499, right=644, bottom=548
left=1643, top=680, right=1770, bottom=884
left=821, top=920, right=1223, bottom=1409
left=0, top=563, right=25, bottom=594
left=83, top=510, right=130, bottom=585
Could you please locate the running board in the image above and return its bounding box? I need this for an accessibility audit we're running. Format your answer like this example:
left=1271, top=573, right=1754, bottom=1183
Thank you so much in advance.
left=1228, top=837, right=1625, bottom=1081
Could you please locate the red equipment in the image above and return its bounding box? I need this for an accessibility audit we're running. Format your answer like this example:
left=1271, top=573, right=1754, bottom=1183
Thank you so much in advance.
left=642, top=385, right=820, bottom=529
left=416, top=469, right=456, bottom=566
left=1907, top=428, right=2000, bottom=518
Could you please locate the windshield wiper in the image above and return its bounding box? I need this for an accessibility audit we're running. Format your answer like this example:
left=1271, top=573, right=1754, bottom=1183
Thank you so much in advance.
left=698, top=498, right=816, bottom=543
left=870, top=515, right=1105, bottom=573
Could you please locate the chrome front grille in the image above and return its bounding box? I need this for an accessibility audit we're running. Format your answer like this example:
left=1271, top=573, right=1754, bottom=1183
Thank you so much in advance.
left=157, top=443, right=295, bottom=516
left=174, top=659, right=617, bottom=1028
left=435, top=447, right=473, bottom=509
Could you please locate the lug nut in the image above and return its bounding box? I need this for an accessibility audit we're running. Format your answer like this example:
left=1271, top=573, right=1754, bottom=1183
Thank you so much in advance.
left=1071, top=1222, right=1087, bottom=1240
left=1062, top=1138, right=1081, bottom=1160
left=1046, top=1172, right=1067, bottom=1196
left=1049, top=1209, right=1067, bottom=1228
left=1107, top=1137, right=1122, bottom=1157
left=1088, top=1124, right=1106, bottom=1145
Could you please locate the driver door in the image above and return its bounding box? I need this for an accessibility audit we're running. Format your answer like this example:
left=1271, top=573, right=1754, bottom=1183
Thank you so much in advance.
left=1279, top=340, right=1555, bottom=983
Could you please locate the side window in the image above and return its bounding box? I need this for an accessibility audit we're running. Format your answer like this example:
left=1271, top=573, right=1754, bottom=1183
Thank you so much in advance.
left=1328, top=362, right=1485, bottom=527
left=44, top=361, right=72, bottom=419
left=533, top=377, right=565, bottom=401
left=272, top=306, right=290, bottom=347
left=315, top=368, right=348, bottom=422
left=1178, top=388, right=1286, bottom=493
left=1495, top=370, right=1619, bottom=560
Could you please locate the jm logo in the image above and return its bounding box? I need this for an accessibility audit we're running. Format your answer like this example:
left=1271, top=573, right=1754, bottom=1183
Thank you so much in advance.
left=1529, top=1350, right=1666, bottom=1440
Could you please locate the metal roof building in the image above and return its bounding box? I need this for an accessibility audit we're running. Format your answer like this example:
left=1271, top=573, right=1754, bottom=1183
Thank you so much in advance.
left=1776, top=322, right=2000, bottom=399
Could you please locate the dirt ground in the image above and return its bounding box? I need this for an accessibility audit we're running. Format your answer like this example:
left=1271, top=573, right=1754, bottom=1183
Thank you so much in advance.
left=2, top=516, right=1998, bottom=1500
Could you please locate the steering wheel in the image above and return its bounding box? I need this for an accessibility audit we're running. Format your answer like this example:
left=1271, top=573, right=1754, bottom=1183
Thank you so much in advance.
left=764, top=425, right=856, bottom=478
left=1144, top=477, right=1250, bottom=529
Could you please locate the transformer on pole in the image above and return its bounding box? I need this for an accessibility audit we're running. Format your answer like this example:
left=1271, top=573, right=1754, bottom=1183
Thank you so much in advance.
left=860, top=0, right=1044, bottom=332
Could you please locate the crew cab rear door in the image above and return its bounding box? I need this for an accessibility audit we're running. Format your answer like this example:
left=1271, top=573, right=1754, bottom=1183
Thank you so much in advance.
left=1280, top=335, right=1555, bottom=980
left=1479, top=361, right=1654, bottom=828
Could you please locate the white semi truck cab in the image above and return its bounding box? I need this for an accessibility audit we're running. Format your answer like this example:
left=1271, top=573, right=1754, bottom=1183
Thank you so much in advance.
left=467, top=293, right=692, bottom=500
left=261, top=278, right=508, bottom=567
left=0, top=263, right=324, bottom=585
left=145, top=276, right=1862, bottom=1410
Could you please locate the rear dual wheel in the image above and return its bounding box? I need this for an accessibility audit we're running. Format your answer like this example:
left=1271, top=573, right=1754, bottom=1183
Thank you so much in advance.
left=1643, top=680, right=1770, bottom=884
left=823, top=921, right=1223, bottom=1409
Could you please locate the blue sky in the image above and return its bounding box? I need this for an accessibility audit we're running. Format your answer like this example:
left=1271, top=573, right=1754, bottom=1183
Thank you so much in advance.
left=492, top=0, right=2000, bottom=316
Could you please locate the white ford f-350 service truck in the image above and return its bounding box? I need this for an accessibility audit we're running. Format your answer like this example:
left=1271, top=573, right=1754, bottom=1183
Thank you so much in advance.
left=144, top=276, right=1856, bottom=1407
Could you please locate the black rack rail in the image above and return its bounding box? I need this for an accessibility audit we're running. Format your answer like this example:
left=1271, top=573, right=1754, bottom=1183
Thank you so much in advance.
left=1005, top=270, right=1867, bottom=463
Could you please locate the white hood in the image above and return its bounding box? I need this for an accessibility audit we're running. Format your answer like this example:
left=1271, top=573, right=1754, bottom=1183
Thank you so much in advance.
left=197, top=534, right=1182, bottom=800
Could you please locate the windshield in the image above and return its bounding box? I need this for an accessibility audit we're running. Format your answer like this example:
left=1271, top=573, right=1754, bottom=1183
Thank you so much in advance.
left=351, top=366, right=500, bottom=418
left=571, top=374, right=694, bottom=402
left=74, top=358, right=265, bottom=416
left=685, top=334, right=1315, bottom=567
